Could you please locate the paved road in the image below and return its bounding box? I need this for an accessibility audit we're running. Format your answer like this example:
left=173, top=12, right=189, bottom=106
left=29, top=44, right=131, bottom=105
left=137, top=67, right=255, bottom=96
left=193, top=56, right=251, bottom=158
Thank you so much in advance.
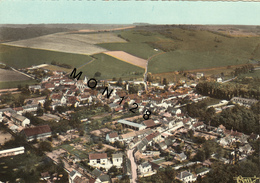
left=127, top=149, right=137, bottom=183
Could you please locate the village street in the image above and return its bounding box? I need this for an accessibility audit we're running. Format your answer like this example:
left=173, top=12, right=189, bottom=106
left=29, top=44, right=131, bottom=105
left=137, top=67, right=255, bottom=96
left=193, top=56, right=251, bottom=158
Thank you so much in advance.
left=127, top=149, right=137, bottom=183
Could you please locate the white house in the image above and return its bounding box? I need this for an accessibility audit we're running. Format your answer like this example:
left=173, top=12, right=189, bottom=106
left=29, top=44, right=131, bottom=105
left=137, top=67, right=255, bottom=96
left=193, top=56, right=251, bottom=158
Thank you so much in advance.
left=112, top=153, right=123, bottom=167
left=138, top=162, right=152, bottom=175
left=176, top=171, right=193, bottom=183
left=216, top=77, right=223, bottom=83
left=106, top=132, right=119, bottom=143
left=89, top=153, right=108, bottom=166
left=22, top=105, right=38, bottom=113
left=69, top=170, right=88, bottom=183
left=95, top=175, right=110, bottom=183
left=0, top=146, right=25, bottom=158
left=175, top=152, right=187, bottom=162
left=11, top=113, right=30, bottom=127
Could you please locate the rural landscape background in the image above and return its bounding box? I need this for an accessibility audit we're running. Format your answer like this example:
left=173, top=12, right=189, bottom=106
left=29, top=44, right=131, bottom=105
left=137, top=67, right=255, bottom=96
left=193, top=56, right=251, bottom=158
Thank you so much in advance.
left=0, top=24, right=260, bottom=88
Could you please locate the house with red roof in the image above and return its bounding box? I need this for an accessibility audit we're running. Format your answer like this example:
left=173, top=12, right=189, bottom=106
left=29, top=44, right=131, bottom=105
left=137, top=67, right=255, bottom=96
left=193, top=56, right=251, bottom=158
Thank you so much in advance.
left=89, top=153, right=108, bottom=166
left=21, top=125, right=52, bottom=141
left=142, top=119, right=161, bottom=129
left=106, top=132, right=119, bottom=143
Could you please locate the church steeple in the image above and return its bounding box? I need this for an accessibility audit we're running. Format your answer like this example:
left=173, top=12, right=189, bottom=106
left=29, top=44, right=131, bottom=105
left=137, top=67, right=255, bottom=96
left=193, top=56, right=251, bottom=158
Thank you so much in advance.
left=83, top=76, right=88, bottom=84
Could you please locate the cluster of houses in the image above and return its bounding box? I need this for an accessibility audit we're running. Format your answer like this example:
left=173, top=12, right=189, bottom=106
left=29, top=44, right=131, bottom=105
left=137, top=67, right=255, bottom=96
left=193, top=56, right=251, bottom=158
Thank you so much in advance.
left=0, top=69, right=259, bottom=183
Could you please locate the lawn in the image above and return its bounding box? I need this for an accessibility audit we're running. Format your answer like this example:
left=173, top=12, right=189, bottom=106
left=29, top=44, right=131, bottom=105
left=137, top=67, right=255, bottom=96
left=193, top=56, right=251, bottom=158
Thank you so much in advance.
left=0, top=44, right=93, bottom=69
left=80, top=53, right=144, bottom=79
left=59, top=144, right=90, bottom=159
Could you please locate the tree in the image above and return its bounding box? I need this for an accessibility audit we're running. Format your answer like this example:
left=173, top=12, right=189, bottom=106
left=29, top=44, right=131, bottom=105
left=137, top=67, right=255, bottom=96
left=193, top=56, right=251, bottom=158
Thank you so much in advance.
left=123, top=102, right=129, bottom=110
left=104, top=104, right=111, bottom=112
left=38, top=141, right=52, bottom=152
left=44, top=99, right=52, bottom=111
left=94, top=71, right=101, bottom=77
left=116, top=77, right=123, bottom=86
left=97, top=141, right=103, bottom=150
left=162, top=78, right=168, bottom=86
left=36, top=108, right=44, bottom=116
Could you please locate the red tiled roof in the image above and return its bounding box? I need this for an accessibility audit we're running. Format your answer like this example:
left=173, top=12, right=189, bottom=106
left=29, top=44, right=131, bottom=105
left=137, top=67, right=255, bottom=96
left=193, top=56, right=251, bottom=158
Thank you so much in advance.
left=45, top=83, right=55, bottom=88
left=145, top=131, right=160, bottom=142
left=108, top=132, right=118, bottom=138
left=115, top=107, right=123, bottom=112
left=143, top=119, right=156, bottom=128
left=23, top=125, right=51, bottom=137
left=52, top=94, right=62, bottom=100
left=13, top=107, right=23, bottom=111
left=89, top=153, right=107, bottom=160
left=193, top=122, right=204, bottom=128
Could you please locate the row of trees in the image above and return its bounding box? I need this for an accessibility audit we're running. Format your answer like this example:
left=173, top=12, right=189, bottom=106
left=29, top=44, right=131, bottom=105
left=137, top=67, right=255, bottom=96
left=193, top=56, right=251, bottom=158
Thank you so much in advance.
left=196, top=81, right=260, bottom=100
left=51, top=61, right=72, bottom=69
left=233, top=64, right=254, bottom=76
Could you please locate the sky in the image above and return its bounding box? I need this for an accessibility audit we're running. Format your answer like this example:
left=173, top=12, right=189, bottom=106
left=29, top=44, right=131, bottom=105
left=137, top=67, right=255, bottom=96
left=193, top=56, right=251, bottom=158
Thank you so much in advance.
left=0, top=0, right=260, bottom=25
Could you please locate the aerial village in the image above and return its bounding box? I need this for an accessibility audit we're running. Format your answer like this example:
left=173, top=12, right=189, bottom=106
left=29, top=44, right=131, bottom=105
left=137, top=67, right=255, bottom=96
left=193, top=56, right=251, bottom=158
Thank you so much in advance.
left=0, top=67, right=259, bottom=183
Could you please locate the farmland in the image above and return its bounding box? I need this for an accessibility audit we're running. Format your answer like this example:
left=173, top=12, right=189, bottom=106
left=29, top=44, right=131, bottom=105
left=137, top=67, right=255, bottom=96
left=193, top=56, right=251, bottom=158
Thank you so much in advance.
left=1, top=25, right=260, bottom=80
left=79, top=53, right=144, bottom=79
left=104, top=51, right=147, bottom=68
left=0, top=69, right=30, bottom=82
left=3, top=32, right=126, bottom=55
left=0, top=44, right=93, bottom=68
left=0, top=80, right=38, bottom=89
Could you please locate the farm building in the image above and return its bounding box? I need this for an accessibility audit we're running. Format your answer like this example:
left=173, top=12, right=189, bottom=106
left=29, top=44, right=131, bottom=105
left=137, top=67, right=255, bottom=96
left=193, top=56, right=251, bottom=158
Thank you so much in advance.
left=21, top=125, right=52, bottom=141
left=117, top=119, right=146, bottom=131
left=11, top=113, right=30, bottom=127
left=0, top=146, right=25, bottom=158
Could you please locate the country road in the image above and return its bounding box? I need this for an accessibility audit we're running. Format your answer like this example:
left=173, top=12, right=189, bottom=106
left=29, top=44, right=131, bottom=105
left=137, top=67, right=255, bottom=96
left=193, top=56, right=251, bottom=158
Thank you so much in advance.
left=10, top=67, right=35, bottom=79
left=144, top=52, right=165, bottom=90
left=127, top=149, right=137, bottom=183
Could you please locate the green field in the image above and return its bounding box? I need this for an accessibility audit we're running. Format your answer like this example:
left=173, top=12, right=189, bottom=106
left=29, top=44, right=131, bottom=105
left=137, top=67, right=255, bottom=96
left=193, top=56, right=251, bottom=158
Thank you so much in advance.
left=0, top=80, right=39, bottom=89
left=80, top=53, right=144, bottom=79
left=1, top=27, right=260, bottom=77
left=97, top=30, right=165, bottom=59
left=0, top=44, right=93, bottom=68
left=99, top=28, right=260, bottom=74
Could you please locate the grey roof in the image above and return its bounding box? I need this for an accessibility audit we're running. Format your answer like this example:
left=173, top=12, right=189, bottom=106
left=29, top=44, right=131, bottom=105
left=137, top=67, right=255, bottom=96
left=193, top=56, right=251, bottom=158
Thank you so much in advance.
left=112, top=153, right=123, bottom=159
left=118, top=119, right=145, bottom=129
left=92, top=168, right=102, bottom=177
left=177, top=171, right=192, bottom=179
left=98, top=174, right=110, bottom=182
left=141, top=162, right=151, bottom=168
left=109, top=103, right=117, bottom=108
left=12, top=113, right=27, bottom=122
left=22, top=104, right=38, bottom=109
left=178, top=152, right=187, bottom=159
left=137, top=138, right=149, bottom=152
left=0, top=108, right=14, bottom=113
left=69, top=170, right=77, bottom=177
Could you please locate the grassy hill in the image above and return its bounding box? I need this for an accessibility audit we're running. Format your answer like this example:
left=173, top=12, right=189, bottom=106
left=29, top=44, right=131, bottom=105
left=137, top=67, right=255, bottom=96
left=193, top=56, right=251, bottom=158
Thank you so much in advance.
left=98, top=28, right=260, bottom=73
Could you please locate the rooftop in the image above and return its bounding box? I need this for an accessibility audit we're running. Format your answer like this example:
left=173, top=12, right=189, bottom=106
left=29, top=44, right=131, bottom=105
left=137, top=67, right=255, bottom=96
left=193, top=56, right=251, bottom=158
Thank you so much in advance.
left=117, top=119, right=145, bottom=129
left=89, top=153, right=107, bottom=160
